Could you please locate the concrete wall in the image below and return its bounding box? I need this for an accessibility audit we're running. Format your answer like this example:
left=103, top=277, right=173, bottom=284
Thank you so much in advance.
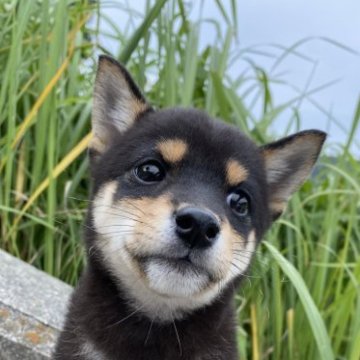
left=0, top=250, right=73, bottom=359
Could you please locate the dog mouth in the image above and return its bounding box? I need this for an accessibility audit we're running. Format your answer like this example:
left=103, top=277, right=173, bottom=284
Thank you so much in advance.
left=136, top=253, right=207, bottom=275
left=131, top=250, right=219, bottom=285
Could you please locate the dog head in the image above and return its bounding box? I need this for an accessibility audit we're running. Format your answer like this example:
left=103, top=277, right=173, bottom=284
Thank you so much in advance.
left=87, top=56, right=326, bottom=321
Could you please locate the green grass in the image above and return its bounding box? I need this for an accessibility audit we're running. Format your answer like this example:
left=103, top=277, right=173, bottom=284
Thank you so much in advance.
left=0, top=1, right=359, bottom=359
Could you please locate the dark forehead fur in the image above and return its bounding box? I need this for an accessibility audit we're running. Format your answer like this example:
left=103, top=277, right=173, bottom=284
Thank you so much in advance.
left=93, top=107, right=264, bottom=184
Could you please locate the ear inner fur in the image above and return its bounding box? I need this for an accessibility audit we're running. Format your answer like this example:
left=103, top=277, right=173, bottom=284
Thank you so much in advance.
left=262, top=130, right=326, bottom=217
left=90, top=56, right=150, bottom=156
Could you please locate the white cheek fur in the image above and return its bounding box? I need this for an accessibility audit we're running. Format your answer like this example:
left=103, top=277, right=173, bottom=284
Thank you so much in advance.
left=92, top=182, right=257, bottom=322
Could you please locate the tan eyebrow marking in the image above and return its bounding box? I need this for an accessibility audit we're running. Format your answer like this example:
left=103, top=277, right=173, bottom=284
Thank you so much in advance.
left=226, top=159, right=248, bottom=186
left=269, top=200, right=286, bottom=216
left=157, top=139, right=188, bottom=163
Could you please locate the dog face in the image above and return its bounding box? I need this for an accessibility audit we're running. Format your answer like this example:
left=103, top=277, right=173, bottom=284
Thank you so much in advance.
left=87, top=56, right=325, bottom=321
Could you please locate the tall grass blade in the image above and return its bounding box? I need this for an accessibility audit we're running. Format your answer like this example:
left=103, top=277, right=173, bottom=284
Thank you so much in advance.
left=264, top=241, right=335, bottom=360
left=118, top=0, right=168, bottom=64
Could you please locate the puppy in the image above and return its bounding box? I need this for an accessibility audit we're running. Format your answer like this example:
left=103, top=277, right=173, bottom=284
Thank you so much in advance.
left=54, top=55, right=326, bottom=359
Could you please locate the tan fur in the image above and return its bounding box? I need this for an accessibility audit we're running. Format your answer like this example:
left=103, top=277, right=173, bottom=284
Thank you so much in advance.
left=121, top=195, right=173, bottom=256
left=226, top=159, right=248, bottom=186
left=157, top=139, right=188, bottom=164
left=89, top=133, right=106, bottom=154
left=213, top=220, right=235, bottom=279
left=92, top=181, right=257, bottom=321
left=215, top=228, right=256, bottom=288
left=222, top=221, right=255, bottom=271
left=269, top=200, right=286, bottom=215
left=222, top=219, right=246, bottom=251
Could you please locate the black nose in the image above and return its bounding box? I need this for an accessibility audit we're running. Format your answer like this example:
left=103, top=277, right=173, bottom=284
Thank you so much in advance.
left=175, top=207, right=220, bottom=249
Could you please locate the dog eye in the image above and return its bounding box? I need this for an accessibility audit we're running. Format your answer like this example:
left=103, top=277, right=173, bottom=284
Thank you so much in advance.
left=227, top=190, right=250, bottom=216
left=135, top=160, right=165, bottom=183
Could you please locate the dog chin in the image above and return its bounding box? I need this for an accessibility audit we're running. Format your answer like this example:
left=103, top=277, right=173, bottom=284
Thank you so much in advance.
left=141, top=256, right=211, bottom=298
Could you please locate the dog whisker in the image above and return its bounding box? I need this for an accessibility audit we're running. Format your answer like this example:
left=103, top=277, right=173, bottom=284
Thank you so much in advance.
left=91, top=197, right=148, bottom=218
left=144, top=320, right=154, bottom=346
left=172, top=319, right=182, bottom=357
left=90, top=207, right=143, bottom=219
left=105, top=305, right=143, bottom=329
left=121, top=199, right=148, bottom=216
left=87, top=212, right=154, bottom=229
left=230, top=261, right=262, bottom=279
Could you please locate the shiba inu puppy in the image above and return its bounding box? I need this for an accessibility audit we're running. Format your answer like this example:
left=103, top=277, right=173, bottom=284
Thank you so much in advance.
left=54, top=55, right=326, bottom=359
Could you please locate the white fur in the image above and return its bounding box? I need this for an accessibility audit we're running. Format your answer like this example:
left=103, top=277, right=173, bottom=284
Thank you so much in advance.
left=265, top=156, right=289, bottom=184
left=145, top=259, right=209, bottom=297
left=93, top=182, right=256, bottom=322
left=78, top=338, right=107, bottom=360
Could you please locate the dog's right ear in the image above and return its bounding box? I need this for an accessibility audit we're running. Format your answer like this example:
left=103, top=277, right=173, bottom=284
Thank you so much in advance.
left=261, top=130, right=326, bottom=220
left=89, top=55, right=151, bottom=160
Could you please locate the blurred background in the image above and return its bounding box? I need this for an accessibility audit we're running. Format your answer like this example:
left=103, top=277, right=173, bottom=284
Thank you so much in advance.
left=100, top=0, right=360, bottom=154
left=0, top=1, right=359, bottom=359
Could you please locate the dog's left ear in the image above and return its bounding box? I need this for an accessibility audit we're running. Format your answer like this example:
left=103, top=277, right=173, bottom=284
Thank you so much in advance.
left=261, top=130, right=326, bottom=219
left=89, top=55, right=151, bottom=158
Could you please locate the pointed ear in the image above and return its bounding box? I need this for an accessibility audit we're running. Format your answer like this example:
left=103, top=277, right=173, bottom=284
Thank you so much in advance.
left=89, top=55, right=151, bottom=158
left=261, top=130, right=326, bottom=219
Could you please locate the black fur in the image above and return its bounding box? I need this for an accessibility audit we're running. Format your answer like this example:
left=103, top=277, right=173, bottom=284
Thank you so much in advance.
left=54, top=57, right=326, bottom=360
left=56, top=260, right=239, bottom=359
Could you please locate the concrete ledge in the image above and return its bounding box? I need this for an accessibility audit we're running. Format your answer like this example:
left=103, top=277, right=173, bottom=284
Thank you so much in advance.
left=0, top=249, right=73, bottom=359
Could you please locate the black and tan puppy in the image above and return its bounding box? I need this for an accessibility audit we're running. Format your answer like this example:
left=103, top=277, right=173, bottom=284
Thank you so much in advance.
left=54, top=56, right=326, bottom=359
